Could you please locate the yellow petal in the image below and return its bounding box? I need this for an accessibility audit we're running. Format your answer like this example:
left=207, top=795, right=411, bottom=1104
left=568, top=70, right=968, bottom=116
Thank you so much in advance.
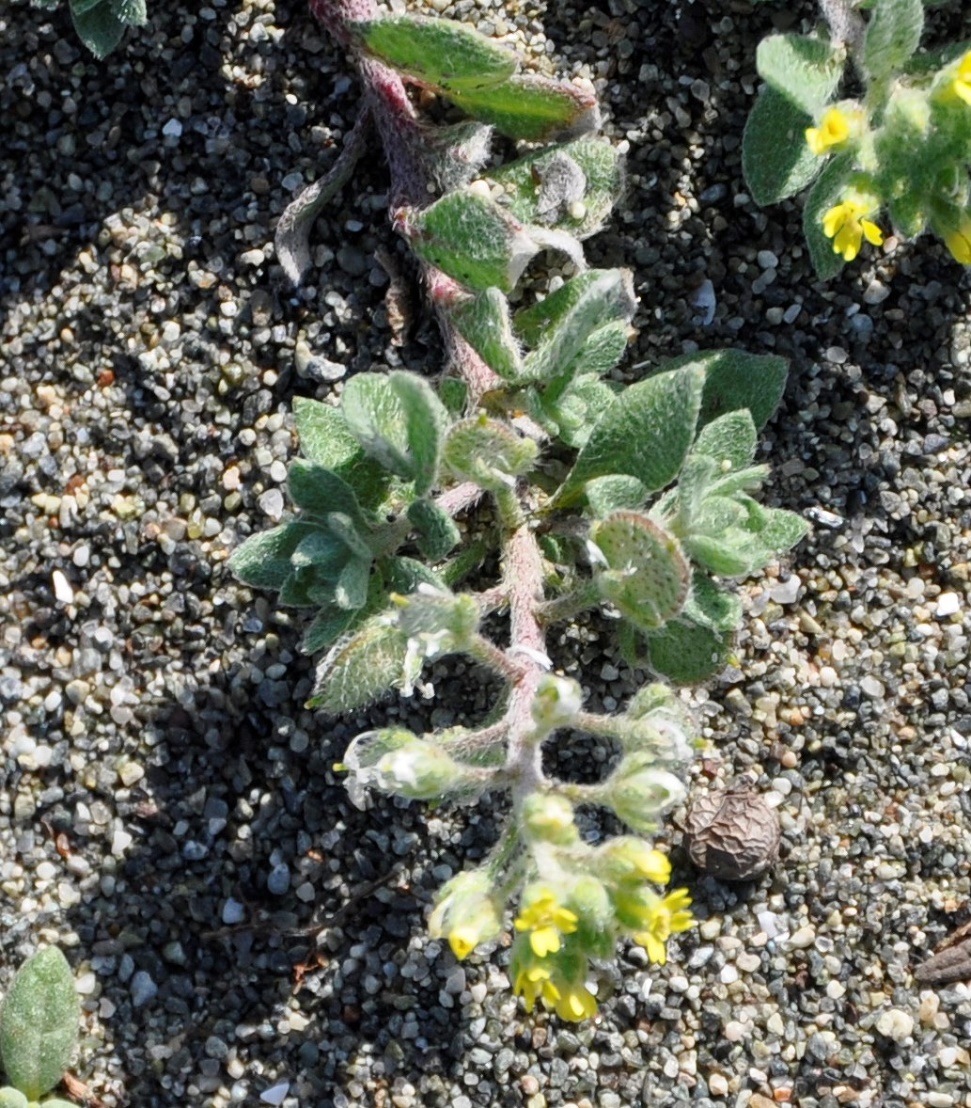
left=861, top=220, right=884, bottom=248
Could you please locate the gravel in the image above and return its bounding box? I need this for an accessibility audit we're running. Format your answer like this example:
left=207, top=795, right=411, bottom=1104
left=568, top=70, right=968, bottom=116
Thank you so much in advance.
left=4, top=0, right=971, bottom=1105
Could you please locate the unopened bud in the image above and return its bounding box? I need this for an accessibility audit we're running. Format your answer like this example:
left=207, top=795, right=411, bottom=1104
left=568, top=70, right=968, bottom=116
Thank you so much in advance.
left=531, top=674, right=583, bottom=730
left=604, top=754, right=686, bottom=834
left=521, top=793, right=579, bottom=846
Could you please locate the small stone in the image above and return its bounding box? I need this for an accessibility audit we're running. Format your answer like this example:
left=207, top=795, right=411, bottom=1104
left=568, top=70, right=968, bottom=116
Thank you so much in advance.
left=131, top=970, right=158, bottom=1007
left=937, top=592, right=960, bottom=617
left=162, top=118, right=183, bottom=138
left=222, top=898, right=246, bottom=925
left=52, top=569, right=74, bottom=604
left=267, top=863, right=291, bottom=895
left=787, top=926, right=817, bottom=949
left=260, top=1082, right=290, bottom=1106
left=875, top=1008, right=914, bottom=1042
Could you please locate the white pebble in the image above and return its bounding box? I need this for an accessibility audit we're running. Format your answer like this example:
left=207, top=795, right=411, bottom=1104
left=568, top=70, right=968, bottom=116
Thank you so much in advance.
left=260, top=1082, right=290, bottom=1106
left=162, top=118, right=183, bottom=138
left=709, top=1073, right=729, bottom=1096
left=936, top=592, right=961, bottom=617
left=259, top=489, right=285, bottom=521
left=111, top=828, right=134, bottom=856
left=723, top=1020, right=748, bottom=1042
left=52, top=569, right=74, bottom=604
left=875, top=1008, right=913, bottom=1042
left=787, top=925, right=816, bottom=949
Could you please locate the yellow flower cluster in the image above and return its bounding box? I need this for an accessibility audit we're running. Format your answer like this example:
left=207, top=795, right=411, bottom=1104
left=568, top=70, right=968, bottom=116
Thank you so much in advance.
left=945, top=216, right=971, bottom=265
left=822, top=200, right=884, bottom=262
left=507, top=846, right=694, bottom=1021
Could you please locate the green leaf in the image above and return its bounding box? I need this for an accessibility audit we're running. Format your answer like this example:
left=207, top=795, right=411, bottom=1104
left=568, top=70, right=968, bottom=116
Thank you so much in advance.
left=644, top=619, right=732, bottom=684
left=352, top=15, right=517, bottom=91
left=755, top=34, right=844, bottom=115
left=742, top=87, right=823, bottom=206
left=555, top=363, right=704, bottom=505
left=534, top=374, right=618, bottom=449
left=230, top=522, right=323, bottom=591
left=112, top=0, right=146, bottom=25
left=399, top=191, right=539, bottom=293
left=446, top=75, right=599, bottom=142
left=486, top=139, right=625, bottom=239
left=324, top=511, right=374, bottom=562
left=444, top=416, right=539, bottom=491
left=70, top=0, right=125, bottom=57
left=862, top=0, right=923, bottom=82
left=583, top=475, right=648, bottom=517
left=310, top=613, right=410, bottom=713
left=691, top=409, right=758, bottom=470
left=802, top=153, right=855, bottom=279
left=683, top=570, right=742, bottom=632
left=0, top=1088, right=28, bottom=1108
left=660, top=349, right=789, bottom=431
left=757, top=504, right=811, bottom=553
left=280, top=564, right=334, bottom=608
left=291, top=529, right=349, bottom=575
left=293, top=397, right=391, bottom=511
left=407, top=498, right=462, bottom=562
left=301, top=606, right=360, bottom=654
left=447, top=288, right=522, bottom=379
left=591, top=512, right=690, bottom=631
left=288, top=460, right=367, bottom=524
left=519, top=269, right=635, bottom=386
left=342, top=372, right=449, bottom=496
left=334, top=557, right=372, bottom=611
left=0, top=948, right=79, bottom=1101
left=439, top=378, right=469, bottom=416
left=383, top=555, right=447, bottom=595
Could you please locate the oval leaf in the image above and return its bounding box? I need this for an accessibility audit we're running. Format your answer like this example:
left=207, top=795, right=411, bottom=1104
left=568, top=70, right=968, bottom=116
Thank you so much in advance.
left=0, top=948, right=80, bottom=1101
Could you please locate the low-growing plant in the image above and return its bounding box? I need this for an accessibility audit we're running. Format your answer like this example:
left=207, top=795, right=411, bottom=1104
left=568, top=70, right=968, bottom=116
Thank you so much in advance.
left=743, top=0, right=971, bottom=276
left=0, top=947, right=81, bottom=1108
left=230, top=0, right=808, bottom=1018
left=29, top=0, right=146, bottom=59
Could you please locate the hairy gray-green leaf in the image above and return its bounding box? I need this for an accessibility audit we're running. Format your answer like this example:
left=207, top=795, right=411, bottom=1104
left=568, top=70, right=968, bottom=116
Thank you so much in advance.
left=352, top=15, right=517, bottom=91
left=691, top=409, right=758, bottom=470
left=383, top=555, right=447, bottom=595
left=399, top=191, right=539, bottom=293
left=293, top=397, right=392, bottom=511
left=230, top=521, right=324, bottom=591
left=0, top=1089, right=28, bottom=1108
left=535, top=374, right=618, bottom=449
left=591, top=512, right=690, bottom=631
left=755, top=34, right=844, bottom=115
left=113, top=0, right=146, bottom=24
left=645, top=618, right=732, bottom=684
left=683, top=570, right=742, bottom=633
left=519, top=269, right=635, bottom=386
left=407, top=499, right=462, bottom=562
left=0, top=948, right=79, bottom=1101
left=486, top=139, right=624, bottom=239
left=448, top=288, right=522, bottom=379
left=802, top=153, right=854, bottom=279
left=310, top=614, right=410, bottom=713
left=288, top=460, right=367, bottom=524
left=70, top=0, right=125, bottom=56
left=862, top=0, right=923, bottom=83
left=301, top=605, right=360, bottom=654
left=555, top=364, right=704, bottom=506
left=444, top=417, right=539, bottom=491
left=661, top=349, right=789, bottom=431
left=583, top=475, right=648, bottom=518
left=445, top=75, right=599, bottom=142
left=342, top=372, right=449, bottom=496
left=743, top=87, right=822, bottom=206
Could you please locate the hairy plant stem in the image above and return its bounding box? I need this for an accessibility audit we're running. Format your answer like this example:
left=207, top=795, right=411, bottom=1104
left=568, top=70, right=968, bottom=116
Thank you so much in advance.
left=309, top=0, right=503, bottom=400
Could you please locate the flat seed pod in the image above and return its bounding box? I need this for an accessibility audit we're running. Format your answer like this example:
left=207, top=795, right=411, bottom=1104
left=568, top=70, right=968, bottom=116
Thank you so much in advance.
left=684, top=787, right=780, bottom=881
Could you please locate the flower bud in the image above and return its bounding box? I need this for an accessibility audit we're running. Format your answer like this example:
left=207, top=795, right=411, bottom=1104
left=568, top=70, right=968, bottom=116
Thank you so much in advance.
left=603, top=754, right=686, bottom=834
left=374, top=738, right=465, bottom=800
left=597, top=836, right=672, bottom=887
left=428, top=869, right=503, bottom=960
left=521, top=793, right=580, bottom=846
left=531, top=674, right=583, bottom=730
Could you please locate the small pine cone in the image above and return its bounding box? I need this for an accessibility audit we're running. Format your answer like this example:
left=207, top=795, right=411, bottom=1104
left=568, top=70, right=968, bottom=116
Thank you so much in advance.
left=684, top=787, right=780, bottom=881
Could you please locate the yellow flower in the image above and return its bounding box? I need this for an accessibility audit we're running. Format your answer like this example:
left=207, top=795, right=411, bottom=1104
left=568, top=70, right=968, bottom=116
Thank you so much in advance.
left=944, top=213, right=971, bottom=264
left=554, top=979, right=598, bottom=1021
left=952, top=50, right=971, bottom=106
left=805, top=107, right=854, bottom=156
left=428, top=871, right=502, bottom=961
left=822, top=200, right=884, bottom=262
left=632, top=888, right=694, bottom=966
left=514, top=963, right=561, bottom=1013
left=514, top=889, right=578, bottom=958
